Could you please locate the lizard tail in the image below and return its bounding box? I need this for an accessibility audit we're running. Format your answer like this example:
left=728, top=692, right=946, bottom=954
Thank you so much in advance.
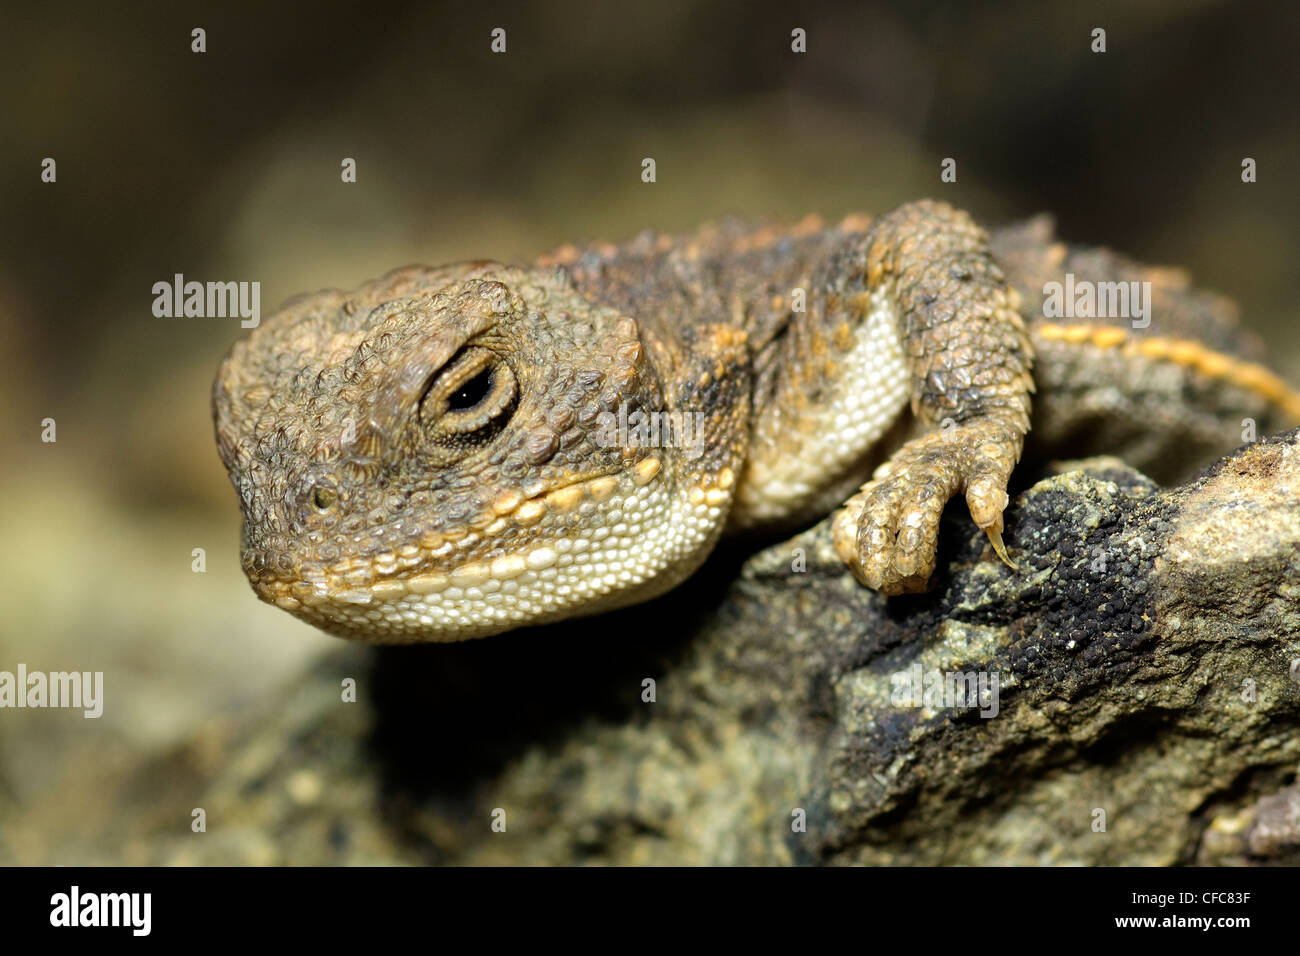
left=1035, top=322, right=1300, bottom=423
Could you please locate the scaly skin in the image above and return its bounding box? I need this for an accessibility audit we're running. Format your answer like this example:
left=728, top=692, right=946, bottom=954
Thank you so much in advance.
left=212, top=201, right=1300, bottom=642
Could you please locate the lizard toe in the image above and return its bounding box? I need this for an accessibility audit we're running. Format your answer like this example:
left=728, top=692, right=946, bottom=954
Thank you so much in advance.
left=833, top=444, right=956, bottom=594
left=833, top=419, right=1024, bottom=593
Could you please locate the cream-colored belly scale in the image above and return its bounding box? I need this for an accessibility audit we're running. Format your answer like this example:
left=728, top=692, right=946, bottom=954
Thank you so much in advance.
left=731, top=286, right=912, bottom=526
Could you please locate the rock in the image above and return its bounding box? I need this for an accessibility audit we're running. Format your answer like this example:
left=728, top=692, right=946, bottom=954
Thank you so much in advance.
left=46, top=431, right=1300, bottom=865
left=1197, top=779, right=1300, bottom=865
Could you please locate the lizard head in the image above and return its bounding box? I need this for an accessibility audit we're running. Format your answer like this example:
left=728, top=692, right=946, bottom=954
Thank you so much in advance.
left=213, top=263, right=736, bottom=642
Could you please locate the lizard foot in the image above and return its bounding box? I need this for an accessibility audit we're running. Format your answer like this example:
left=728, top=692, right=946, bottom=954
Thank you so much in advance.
left=831, top=418, right=1021, bottom=595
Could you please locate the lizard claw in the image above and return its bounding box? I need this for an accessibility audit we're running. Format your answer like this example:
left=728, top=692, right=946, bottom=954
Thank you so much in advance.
left=983, top=526, right=1016, bottom=570
left=966, top=474, right=1017, bottom=569
left=832, top=420, right=1021, bottom=594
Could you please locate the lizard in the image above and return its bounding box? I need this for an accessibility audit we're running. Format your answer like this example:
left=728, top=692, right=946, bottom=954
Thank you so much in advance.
left=212, top=200, right=1300, bottom=643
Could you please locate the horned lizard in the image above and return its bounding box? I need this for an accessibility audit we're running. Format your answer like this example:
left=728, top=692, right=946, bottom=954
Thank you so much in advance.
left=212, top=201, right=1300, bottom=641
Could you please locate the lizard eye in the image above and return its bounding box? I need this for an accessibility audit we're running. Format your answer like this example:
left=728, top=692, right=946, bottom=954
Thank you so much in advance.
left=448, top=366, right=495, bottom=411
left=420, top=346, right=518, bottom=440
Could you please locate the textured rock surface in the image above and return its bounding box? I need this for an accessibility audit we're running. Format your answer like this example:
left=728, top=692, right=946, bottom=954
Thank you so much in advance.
left=31, top=432, right=1300, bottom=865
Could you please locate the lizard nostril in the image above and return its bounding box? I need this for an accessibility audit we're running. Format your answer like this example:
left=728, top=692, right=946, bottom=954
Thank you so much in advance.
left=310, top=484, right=337, bottom=512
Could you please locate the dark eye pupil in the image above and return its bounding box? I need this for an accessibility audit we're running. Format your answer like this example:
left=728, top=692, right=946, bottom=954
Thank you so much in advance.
left=449, top=367, right=493, bottom=411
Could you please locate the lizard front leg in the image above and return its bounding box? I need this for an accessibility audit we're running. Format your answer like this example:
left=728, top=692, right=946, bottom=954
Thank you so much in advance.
left=830, top=201, right=1035, bottom=594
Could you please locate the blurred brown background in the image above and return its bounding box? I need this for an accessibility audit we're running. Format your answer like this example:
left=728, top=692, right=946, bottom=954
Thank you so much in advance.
left=0, top=0, right=1297, bottom=861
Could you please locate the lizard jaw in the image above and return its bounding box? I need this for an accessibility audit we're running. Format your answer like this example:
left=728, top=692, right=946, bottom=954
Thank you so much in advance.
left=247, top=461, right=735, bottom=643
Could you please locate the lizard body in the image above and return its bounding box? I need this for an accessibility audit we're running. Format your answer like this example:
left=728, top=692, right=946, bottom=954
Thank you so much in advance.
left=212, top=201, right=1300, bottom=642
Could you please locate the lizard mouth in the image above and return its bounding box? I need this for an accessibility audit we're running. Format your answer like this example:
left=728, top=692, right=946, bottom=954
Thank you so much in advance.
left=250, top=462, right=662, bottom=613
